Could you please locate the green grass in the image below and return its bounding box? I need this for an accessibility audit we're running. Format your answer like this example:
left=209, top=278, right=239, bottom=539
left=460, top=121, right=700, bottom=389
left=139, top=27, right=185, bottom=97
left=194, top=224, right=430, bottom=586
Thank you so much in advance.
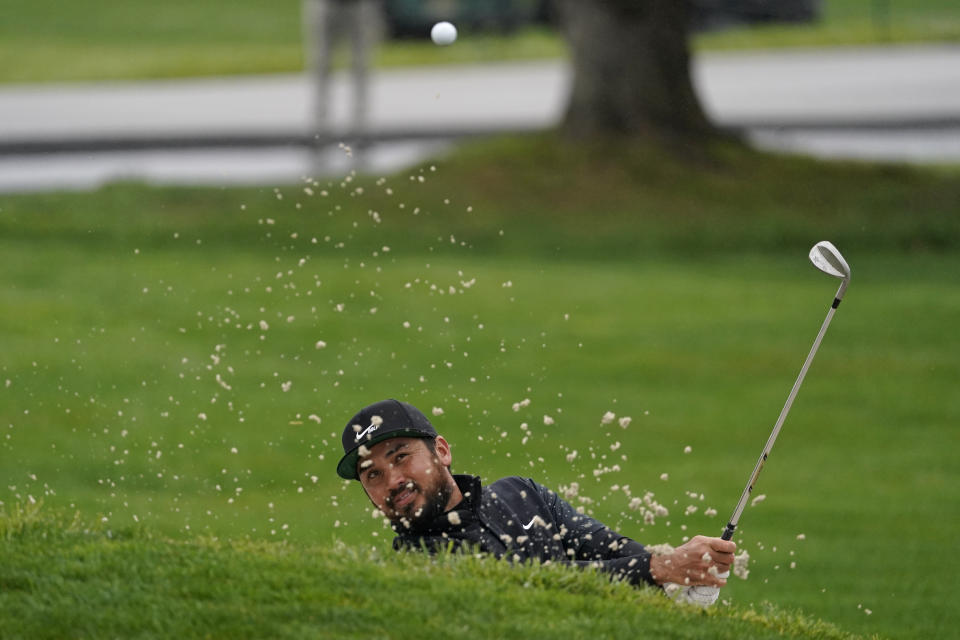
left=0, top=0, right=564, bottom=84
left=0, top=136, right=958, bottom=638
left=0, top=505, right=868, bottom=639
left=694, top=0, right=960, bottom=49
left=1, top=0, right=958, bottom=84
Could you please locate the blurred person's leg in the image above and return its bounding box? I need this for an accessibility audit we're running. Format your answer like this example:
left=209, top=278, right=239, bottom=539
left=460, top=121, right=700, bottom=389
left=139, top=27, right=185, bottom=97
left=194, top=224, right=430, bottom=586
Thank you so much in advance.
left=302, top=0, right=342, bottom=170
left=348, top=0, right=383, bottom=154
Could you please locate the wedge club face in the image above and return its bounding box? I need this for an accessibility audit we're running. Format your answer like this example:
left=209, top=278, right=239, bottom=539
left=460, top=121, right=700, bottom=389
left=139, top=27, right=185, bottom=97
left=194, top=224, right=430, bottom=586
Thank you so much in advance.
left=810, top=241, right=851, bottom=301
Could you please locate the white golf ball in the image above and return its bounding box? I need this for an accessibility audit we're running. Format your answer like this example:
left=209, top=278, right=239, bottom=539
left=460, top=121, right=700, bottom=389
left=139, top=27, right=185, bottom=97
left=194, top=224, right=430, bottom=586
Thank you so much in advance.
left=431, top=21, right=457, bottom=46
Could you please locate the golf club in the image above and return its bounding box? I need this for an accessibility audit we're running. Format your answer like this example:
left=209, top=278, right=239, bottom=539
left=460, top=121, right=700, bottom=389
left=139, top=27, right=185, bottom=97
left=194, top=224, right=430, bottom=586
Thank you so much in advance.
left=680, top=241, right=851, bottom=606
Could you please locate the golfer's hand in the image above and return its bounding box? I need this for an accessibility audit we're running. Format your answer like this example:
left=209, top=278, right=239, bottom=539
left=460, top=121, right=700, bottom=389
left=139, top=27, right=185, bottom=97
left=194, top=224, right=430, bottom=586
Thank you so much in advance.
left=678, top=571, right=729, bottom=607
left=650, top=535, right=736, bottom=587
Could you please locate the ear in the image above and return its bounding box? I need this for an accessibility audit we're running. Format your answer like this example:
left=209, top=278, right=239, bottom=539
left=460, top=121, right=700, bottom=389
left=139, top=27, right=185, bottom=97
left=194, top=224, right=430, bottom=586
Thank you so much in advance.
left=433, top=435, right=453, bottom=467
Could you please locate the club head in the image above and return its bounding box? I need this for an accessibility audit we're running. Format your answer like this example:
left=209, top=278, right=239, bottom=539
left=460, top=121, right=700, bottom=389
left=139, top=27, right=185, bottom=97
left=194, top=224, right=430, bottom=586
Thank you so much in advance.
left=809, top=241, right=851, bottom=300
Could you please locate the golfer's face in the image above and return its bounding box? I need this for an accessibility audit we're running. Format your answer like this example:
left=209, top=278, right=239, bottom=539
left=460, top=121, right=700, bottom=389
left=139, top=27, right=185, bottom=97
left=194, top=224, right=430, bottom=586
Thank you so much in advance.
left=358, top=437, right=447, bottom=523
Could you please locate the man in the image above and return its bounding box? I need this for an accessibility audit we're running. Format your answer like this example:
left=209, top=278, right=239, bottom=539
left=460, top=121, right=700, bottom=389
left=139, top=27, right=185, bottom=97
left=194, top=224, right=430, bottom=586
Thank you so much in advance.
left=337, top=399, right=735, bottom=603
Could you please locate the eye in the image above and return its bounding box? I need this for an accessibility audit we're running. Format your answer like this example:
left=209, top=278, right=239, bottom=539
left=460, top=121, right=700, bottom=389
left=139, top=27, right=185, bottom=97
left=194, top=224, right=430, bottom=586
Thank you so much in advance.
left=365, top=469, right=380, bottom=482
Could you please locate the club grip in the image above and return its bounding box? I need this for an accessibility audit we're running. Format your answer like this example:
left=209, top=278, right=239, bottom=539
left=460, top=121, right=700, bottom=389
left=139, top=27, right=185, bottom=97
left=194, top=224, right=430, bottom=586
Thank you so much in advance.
left=721, top=523, right=736, bottom=541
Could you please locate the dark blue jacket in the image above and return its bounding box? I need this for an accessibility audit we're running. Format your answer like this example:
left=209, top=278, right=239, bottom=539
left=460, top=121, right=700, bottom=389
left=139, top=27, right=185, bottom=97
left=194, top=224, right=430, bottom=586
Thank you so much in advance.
left=392, top=474, right=657, bottom=587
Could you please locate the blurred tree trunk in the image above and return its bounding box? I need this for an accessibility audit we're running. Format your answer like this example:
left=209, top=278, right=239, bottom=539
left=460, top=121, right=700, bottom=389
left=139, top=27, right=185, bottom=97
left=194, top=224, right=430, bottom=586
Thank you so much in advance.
left=555, top=0, right=716, bottom=140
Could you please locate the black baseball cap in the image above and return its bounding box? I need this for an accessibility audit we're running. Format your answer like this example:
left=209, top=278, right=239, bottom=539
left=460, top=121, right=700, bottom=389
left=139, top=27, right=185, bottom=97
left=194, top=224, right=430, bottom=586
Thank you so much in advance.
left=336, top=399, right=438, bottom=480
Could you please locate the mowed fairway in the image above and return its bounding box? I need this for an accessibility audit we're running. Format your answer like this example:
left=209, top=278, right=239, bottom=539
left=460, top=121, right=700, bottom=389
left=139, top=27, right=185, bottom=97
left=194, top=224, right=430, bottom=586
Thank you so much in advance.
left=1, top=146, right=958, bottom=639
left=1, top=0, right=958, bottom=83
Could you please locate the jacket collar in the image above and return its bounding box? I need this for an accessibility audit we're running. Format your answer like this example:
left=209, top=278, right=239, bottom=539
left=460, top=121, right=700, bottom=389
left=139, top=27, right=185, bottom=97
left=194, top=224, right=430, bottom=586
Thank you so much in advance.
left=452, top=474, right=482, bottom=510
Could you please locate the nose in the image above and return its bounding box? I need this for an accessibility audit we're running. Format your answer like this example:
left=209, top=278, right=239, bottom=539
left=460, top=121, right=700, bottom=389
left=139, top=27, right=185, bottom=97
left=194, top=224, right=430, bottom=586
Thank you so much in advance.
left=385, top=465, right=407, bottom=494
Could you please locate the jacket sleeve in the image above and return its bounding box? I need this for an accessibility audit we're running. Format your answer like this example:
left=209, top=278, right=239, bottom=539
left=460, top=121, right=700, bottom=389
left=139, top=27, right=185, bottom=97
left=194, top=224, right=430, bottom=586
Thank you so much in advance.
left=532, top=478, right=658, bottom=588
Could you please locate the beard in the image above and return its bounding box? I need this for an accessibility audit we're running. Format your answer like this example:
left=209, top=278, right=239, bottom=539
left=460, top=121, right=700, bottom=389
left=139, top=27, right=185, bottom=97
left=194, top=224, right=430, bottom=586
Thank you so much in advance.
left=386, top=474, right=455, bottom=532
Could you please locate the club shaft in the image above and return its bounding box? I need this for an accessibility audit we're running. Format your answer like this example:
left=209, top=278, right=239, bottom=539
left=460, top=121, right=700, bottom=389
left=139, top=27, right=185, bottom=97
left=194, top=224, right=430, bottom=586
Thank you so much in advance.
left=721, top=294, right=842, bottom=541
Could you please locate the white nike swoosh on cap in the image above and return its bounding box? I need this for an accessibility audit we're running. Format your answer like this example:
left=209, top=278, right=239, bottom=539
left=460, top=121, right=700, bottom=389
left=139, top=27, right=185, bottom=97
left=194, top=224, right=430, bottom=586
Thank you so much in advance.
left=355, top=422, right=380, bottom=442
left=521, top=516, right=538, bottom=530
